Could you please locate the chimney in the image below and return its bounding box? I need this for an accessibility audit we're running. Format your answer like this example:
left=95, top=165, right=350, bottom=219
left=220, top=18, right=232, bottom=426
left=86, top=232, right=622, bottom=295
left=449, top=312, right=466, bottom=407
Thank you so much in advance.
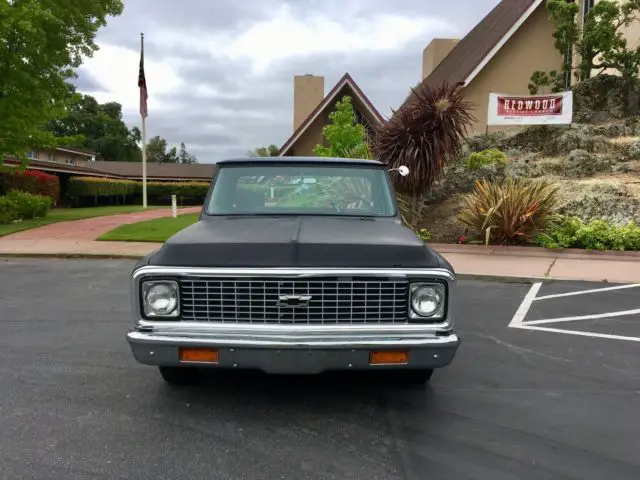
left=293, top=74, right=324, bottom=131
left=422, top=38, right=459, bottom=79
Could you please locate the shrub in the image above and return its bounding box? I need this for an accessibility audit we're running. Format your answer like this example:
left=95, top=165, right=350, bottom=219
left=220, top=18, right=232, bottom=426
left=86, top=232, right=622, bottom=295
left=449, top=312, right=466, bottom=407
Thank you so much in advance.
left=144, top=181, right=209, bottom=202
left=417, top=228, right=432, bottom=242
left=457, top=178, right=561, bottom=245
left=0, top=196, right=20, bottom=224
left=371, top=81, right=475, bottom=197
left=66, top=177, right=138, bottom=200
left=65, top=176, right=209, bottom=205
left=0, top=167, right=60, bottom=203
left=0, top=190, right=52, bottom=224
left=466, top=149, right=507, bottom=169
left=6, top=190, right=52, bottom=219
left=536, top=216, right=640, bottom=251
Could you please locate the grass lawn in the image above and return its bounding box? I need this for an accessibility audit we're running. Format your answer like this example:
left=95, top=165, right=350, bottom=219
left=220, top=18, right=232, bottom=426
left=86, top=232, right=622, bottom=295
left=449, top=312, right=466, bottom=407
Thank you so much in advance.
left=0, top=205, right=169, bottom=238
left=97, top=213, right=199, bottom=242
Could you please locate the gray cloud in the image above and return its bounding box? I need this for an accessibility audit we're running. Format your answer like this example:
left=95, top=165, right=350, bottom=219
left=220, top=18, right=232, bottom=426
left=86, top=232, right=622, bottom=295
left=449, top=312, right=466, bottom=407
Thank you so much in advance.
left=93, top=0, right=501, bottom=162
left=72, top=67, right=107, bottom=93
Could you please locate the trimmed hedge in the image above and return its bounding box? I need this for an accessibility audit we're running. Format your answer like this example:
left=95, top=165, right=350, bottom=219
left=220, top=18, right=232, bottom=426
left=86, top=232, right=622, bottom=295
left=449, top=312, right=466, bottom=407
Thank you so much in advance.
left=0, top=166, right=60, bottom=204
left=0, top=190, right=52, bottom=224
left=65, top=176, right=209, bottom=206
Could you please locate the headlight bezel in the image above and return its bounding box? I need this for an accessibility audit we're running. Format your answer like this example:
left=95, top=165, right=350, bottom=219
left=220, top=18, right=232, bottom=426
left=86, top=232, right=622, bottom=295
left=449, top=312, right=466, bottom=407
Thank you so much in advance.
left=141, top=279, right=180, bottom=319
left=408, top=281, right=447, bottom=320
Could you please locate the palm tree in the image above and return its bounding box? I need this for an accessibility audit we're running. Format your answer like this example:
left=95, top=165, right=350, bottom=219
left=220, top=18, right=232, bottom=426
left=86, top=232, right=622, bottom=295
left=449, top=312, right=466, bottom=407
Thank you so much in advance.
left=371, top=81, right=475, bottom=224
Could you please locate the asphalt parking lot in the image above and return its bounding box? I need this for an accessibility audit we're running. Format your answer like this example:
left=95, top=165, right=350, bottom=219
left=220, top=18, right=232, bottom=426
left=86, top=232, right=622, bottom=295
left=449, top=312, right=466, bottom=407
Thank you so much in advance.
left=1, top=258, right=639, bottom=480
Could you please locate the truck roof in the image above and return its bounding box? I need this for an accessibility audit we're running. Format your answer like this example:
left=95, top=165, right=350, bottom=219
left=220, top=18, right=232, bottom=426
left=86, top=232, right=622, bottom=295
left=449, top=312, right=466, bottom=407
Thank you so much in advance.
left=216, top=156, right=385, bottom=166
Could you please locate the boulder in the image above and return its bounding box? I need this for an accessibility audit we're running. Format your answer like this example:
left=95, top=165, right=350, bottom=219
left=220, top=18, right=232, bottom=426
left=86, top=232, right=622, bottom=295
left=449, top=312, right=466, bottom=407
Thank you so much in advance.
left=571, top=74, right=639, bottom=123
left=563, top=149, right=611, bottom=178
left=628, top=141, right=640, bottom=159
left=558, top=183, right=640, bottom=225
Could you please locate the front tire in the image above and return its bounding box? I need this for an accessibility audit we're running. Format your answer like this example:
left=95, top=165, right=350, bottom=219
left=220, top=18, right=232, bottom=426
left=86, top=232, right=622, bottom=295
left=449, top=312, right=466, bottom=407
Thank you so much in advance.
left=159, top=366, right=200, bottom=385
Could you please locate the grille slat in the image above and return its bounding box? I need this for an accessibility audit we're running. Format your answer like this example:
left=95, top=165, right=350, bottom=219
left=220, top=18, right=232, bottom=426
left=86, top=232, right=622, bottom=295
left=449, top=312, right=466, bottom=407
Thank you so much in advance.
left=179, top=277, right=409, bottom=324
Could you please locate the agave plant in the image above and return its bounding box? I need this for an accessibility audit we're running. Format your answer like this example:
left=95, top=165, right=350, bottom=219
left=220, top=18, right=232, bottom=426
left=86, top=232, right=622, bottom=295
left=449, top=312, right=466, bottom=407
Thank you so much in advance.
left=371, top=81, right=475, bottom=199
left=457, top=177, right=562, bottom=245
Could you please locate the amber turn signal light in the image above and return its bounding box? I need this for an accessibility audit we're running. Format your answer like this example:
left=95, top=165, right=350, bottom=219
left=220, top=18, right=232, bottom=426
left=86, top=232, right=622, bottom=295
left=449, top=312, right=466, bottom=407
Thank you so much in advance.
left=369, top=351, right=409, bottom=365
left=179, top=348, right=219, bottom=363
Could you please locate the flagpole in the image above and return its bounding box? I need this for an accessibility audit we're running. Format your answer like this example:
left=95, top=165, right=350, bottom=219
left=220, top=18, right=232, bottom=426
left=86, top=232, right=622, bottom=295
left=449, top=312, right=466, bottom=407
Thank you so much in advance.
left=140, top=32, right=147, bottom=209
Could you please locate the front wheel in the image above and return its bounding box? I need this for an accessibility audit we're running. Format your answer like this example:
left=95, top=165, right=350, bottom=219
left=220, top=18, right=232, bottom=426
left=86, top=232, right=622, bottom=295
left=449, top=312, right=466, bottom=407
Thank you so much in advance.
left=158, top=366, right=200, bottom=385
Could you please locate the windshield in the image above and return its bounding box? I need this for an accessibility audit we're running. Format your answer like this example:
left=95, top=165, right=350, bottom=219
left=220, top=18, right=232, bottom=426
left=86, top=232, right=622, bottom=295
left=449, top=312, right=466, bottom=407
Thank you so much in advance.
left=205, top=164, right=396, bottom=217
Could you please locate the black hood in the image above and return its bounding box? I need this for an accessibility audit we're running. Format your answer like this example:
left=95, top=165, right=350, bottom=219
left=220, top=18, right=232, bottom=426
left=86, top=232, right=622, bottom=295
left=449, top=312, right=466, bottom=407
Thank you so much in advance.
left=148, top=216, right=444, bottom=268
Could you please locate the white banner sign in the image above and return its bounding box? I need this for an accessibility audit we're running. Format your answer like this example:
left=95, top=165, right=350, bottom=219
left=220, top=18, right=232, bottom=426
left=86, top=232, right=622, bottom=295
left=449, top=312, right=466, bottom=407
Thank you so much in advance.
left=487, top=91, right=573, bottom=126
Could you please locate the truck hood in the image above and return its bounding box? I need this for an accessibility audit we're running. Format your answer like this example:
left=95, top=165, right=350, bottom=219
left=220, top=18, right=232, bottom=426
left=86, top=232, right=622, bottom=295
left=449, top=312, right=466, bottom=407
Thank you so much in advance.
left=145, top=216, right=447, bottom=269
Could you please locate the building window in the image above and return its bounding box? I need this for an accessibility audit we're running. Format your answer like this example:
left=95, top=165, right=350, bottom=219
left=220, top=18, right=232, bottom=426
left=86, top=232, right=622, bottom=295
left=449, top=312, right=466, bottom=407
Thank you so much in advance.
left=26, top=151, right=37, bottom=160
left=354, top=109, right=375, bottom=139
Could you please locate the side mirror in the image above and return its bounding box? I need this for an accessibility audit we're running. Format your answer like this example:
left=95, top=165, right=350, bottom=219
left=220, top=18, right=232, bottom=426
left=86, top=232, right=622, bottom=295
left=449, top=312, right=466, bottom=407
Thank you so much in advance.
left=389, top=165, right=410, bottom=176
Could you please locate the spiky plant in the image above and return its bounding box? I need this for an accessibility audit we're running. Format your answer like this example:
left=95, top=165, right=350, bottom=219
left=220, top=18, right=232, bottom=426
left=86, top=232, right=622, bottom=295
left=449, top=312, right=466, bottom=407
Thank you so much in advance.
left=371, top=81, right=475, bottom=197
left=457, top=177, right=561, bottom=245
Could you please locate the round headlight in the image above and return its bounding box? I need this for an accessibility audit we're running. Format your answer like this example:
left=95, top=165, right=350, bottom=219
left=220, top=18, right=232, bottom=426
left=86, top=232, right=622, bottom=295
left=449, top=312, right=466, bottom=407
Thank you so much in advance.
left=145, top=282, right=178, bottom=315
left=411, top=286, right=442, bottom=317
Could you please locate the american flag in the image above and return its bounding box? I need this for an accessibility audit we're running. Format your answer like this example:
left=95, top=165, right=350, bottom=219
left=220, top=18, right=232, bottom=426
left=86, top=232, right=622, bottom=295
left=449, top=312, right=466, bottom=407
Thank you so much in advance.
left=138, top=34, right=148, bottom=118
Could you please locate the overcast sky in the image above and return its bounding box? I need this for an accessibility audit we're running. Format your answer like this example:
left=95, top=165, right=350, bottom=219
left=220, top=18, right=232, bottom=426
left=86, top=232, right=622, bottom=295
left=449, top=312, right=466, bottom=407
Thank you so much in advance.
left=75, top=0, right=501, bottom=163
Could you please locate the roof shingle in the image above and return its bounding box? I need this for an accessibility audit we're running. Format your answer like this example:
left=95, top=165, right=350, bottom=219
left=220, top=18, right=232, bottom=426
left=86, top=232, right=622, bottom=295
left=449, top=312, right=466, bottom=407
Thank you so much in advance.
left=402, top=0, right=540, bottom=108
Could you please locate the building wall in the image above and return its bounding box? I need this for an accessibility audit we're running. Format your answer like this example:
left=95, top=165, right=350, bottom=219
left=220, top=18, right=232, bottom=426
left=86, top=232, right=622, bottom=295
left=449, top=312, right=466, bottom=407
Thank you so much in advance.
left=293, top=75, right=325, bottom=132
left=285, top=111, right=328, bottom=156
left=422, top=38, right=459, bottom=80
left=30, top=149, right=90, bottom=165
left=284, top=86, right=381, bottom=156
left=462, top=4, right=565, bottom=134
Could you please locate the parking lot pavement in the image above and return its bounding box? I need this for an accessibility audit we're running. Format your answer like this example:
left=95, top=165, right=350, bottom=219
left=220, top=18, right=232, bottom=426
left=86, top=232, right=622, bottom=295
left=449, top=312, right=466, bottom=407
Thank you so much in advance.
left=1, top=259, right=639, bottom=480
left=510, top=280, right=640, bottom=342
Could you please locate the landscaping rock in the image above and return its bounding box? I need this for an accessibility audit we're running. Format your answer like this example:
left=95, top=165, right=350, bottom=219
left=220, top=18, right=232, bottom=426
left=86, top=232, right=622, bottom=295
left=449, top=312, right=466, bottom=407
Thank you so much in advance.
left=591, top=122, right=632, bottom=138
left=628, top=141, right=640, bottom=159
left=563, top=149, right=611, bottom=178
left=463, top=131, right=508, bottom=153
left=506, top=153, right=563, bottom=178
left=571, top=74, right=639, bottom=123
left=425, top=161, right=506, bottom=204
left=501, top=125, right=566, bottom=154
left=554, top=129, right=609, bottom=155
left=558, top=183, right=640, bottom=225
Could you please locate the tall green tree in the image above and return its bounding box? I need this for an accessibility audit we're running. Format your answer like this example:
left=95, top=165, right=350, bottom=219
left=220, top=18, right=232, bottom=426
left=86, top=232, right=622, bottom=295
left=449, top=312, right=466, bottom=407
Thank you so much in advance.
left=145, top=136, right=197, bottom=164
left=313, top=95, right=371, bottom=159
left=247, top=144, right=279, bottom=157
left=146, top=136, right=174, bottom=164
left=530, top=0, right=640, bottom=112
left=0, top=0, right=124, bottom=163
left=49, top=89, right=142, bottom=161
left=178, top=142, right=198, bottom=164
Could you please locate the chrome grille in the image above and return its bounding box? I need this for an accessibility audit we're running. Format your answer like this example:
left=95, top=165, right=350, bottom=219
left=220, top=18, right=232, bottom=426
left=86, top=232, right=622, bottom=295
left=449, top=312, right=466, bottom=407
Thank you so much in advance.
left=179, top=277, right=409, bottom=324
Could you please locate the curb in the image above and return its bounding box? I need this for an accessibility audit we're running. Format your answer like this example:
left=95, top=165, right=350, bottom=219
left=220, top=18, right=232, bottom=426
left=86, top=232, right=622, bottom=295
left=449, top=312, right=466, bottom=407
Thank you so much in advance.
left=455, top=273, right=618, bottom=284
left=454, top=273, right=539, bottom=284
left=1, top=254, right=615, bottom=284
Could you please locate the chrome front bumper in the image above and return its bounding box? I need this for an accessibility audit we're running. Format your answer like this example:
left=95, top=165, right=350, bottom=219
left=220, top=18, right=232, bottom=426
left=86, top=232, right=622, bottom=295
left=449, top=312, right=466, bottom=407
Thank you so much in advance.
left=128, top=266, right=460, bottom=374
left=126, top=322, right=461, bottom=374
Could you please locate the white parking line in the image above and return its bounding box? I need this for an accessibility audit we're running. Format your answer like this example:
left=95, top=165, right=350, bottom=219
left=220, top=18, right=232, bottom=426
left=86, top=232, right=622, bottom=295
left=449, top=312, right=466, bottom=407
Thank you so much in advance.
left=534, top=283, right=640, bottom=301
left=525, top=308, right=640, bottom=326
left=520, top=325, right=640, bottom=343
left=508, top=282, right=543, bottom=328
left=509, top=281, right=640, bottom=342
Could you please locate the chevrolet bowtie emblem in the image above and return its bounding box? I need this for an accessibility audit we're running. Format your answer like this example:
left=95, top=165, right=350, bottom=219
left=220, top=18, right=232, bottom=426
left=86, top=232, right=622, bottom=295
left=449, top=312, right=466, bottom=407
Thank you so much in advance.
left=277, top=294, right=312, bottom=308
